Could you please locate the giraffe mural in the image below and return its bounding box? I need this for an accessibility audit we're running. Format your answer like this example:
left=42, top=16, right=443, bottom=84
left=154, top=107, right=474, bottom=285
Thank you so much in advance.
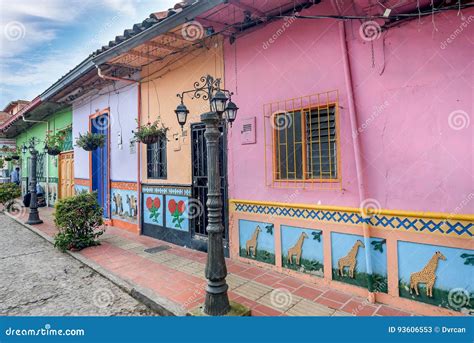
left=338, top=240, right=365, bottom=278
left=239, top=220, right=275, bottom=265
left=246, top=226, right=261, bottom=257
left=287, top=232, right=308, bottom=265
left=410, top=251, right=446, bottom=297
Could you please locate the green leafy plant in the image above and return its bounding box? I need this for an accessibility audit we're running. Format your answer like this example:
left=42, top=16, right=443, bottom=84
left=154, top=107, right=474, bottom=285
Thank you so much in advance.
left=75, top=132, right=105, bottom=151
left=45, top=130, right=66, bottom=155
left=460, top=253, right=474, bottom=266
left=53, top=192, right=104, bottom=252
left=311, top=230, right=322, bottom=242
left=0, top=183, right=21, bottom=212
left=265, top=224, right=274, bottom=235
left=132, top=119, right=168, bottom=145
left=0, top=157, right=4, bottom=168
left=371, top=239, right=387, bottom=253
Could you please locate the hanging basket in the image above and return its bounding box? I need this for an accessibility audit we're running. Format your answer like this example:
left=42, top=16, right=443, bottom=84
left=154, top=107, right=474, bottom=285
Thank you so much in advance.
left=4, top=156, right=12, bottom=162
left=47, top=146, right=61, bottom=156
left=82, top=142, right=101, bottom=152
left=11, top=155, right=20, bottom=160
left=140, top=134, right=162, bottom=145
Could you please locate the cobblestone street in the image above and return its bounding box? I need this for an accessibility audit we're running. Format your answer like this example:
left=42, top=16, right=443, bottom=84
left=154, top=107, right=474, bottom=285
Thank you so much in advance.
left=0, top=214, right=157, bottom=316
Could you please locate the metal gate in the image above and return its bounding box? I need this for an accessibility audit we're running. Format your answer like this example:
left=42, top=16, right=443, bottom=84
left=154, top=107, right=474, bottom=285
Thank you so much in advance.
left=191, top=123, right=228, bottom=240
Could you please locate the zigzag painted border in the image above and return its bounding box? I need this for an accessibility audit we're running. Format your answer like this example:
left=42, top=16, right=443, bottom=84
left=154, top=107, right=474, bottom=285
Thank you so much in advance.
left=231, top=202, right=473, bottom=239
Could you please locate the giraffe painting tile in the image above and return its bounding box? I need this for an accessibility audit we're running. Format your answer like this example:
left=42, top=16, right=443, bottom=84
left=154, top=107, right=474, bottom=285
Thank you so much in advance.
left=281, top=225, right=323, bottom=277
left=398, top=241, right=473, bottom=314
left=331, top=232, right=388, bottom=293
left=239, top=219, right=275, bottom=265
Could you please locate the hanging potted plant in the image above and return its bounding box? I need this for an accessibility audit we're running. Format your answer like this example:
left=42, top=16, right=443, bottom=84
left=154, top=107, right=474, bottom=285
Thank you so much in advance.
left=132, top=119, right=168, bottom=145
left=76, top=132, right=105, bottom=151
left=45, top=130, right=66, bottom=156
left=10, top=147, right=21, bottom=160
left=1, top=146, right=11, bottom=161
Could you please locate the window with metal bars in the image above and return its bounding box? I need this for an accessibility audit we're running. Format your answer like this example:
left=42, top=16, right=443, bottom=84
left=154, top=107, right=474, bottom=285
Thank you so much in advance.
left=274, top=105, right=337, bottom=180
left=147, top=136, right=167, bottom=179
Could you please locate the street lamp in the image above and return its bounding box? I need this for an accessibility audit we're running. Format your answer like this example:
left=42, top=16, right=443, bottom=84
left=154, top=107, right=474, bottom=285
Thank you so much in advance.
left=22, top=138, right=43, bottom=225
left=176, top=75, right=238, bottom=316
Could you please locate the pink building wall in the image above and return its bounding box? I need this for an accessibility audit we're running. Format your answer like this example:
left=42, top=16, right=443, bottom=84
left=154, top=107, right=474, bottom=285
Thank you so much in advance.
left=224, top=6, right=473, bottom=215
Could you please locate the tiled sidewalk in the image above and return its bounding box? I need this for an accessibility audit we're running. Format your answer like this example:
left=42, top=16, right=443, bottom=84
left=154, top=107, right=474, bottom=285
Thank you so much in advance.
left=10, top=207, right=415, bottom=317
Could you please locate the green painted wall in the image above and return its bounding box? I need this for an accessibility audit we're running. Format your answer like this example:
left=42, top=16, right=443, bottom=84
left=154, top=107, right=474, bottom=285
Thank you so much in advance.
left=15, top=107, right=72, bottom=180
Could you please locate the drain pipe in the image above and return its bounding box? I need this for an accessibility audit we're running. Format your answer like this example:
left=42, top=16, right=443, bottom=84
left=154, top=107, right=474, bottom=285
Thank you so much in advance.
left=21, top=115, right=50, bottom=207
left=339, top=21, right=375, bottom=303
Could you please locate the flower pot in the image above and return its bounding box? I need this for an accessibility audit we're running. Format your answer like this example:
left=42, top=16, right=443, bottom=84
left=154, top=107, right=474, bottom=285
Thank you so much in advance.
left=47, top=146, right=61, bottom=156
left=4, top=157, right=12, bottom=162
left=82, top=142, right=100, bottom=151
left=140, top=134, right=161, bottom=145
left=11, top=155, right=20, bottom=160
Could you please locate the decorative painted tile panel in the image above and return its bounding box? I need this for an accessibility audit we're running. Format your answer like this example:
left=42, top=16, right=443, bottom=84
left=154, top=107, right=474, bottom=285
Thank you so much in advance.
left=398, top=241, right=473, bottom=314
left=281, top=225, right=323, bottom=277
left=165, top=195, right=188, bottom=232
left=238, top=219, right=275, bottom=265
left=331, top=232, right=388, bottom=293
left=232, top=201, right=473, bottom=239
left=111, top=188, right=138, bottom=224
left=143, top=194, right=164, bottom=226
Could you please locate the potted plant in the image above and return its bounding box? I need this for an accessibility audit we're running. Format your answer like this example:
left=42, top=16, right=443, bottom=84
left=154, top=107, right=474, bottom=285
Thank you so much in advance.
left=132, top=120, right=168, bottom=145
left=76, top=132, right=105, bottom=151
left=10, top=147, right=21, bottom=160
left=45, top=130, right=66, bottom=156
left=1, top=146, right=11, bottom=161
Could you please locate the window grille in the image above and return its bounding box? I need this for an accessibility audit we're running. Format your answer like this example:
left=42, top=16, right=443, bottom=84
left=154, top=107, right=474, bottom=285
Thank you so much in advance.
left=264, top=91, right=341, bottom=190
left=147, top=135, right=167, bottom=179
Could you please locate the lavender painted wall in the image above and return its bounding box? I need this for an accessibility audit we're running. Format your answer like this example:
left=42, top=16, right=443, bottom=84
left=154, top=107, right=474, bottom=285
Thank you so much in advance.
left=72, top=81, right=138, bottom=182
left=224, top=5, right=473, bottom=214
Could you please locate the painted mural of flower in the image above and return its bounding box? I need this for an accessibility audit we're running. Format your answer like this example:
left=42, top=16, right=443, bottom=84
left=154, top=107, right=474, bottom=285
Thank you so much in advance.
left=168, top=199, right=186, bottom=229
left=146, top=196, right=161, bottom=223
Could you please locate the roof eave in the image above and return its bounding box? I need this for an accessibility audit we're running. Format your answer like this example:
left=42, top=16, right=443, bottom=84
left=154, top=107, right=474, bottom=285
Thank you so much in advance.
left=92, top=0, right=227, bottom=65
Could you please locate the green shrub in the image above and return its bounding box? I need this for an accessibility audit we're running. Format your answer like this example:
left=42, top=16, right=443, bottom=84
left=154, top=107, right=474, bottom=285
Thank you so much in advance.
left=0, top=183, right=21, bottom=211
left=53, top=192, right=104, bottom=252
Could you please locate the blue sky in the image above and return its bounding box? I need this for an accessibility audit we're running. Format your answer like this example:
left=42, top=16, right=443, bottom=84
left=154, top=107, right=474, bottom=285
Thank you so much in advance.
left=0, top=0, right=176, bottom=109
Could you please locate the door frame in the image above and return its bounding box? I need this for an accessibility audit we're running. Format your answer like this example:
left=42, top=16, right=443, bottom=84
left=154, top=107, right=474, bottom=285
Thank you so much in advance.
left=58, top=150, right=74, bottom=199
left=88, top=108, right=111, bottom=218
left=190, top=122, right=229, bottom=252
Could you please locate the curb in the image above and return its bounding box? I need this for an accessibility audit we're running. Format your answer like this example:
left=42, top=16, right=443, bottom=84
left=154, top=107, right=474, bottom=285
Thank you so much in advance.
left=5, top=212, right=187, bottom=316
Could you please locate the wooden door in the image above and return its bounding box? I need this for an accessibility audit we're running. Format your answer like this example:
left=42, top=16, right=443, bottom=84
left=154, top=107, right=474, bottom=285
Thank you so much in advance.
left=59, top=152, right=74, bottom=199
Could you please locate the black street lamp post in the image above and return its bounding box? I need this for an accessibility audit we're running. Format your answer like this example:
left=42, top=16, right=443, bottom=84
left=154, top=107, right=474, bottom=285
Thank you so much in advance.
left=22, top=138, right=43, bottom=225
left=176, top=75, right=238, bottom=316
